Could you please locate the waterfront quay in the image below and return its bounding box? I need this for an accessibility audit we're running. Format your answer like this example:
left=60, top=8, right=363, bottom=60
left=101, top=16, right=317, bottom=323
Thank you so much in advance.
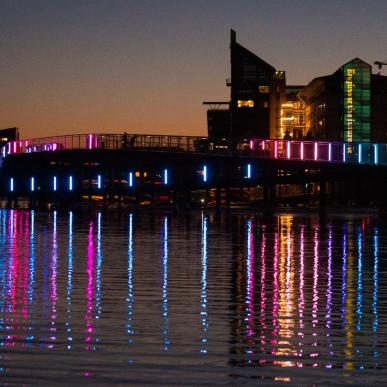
left=1, top=133, right=387, bottom=210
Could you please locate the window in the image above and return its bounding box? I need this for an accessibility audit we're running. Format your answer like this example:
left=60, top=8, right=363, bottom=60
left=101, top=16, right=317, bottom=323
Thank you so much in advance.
left=259, top=85, right=269, bottom=94
left=237, top=100, right=254, bottom=108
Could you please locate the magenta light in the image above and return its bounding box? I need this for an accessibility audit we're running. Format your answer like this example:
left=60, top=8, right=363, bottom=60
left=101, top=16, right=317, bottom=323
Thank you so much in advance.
left=53, top=143, right=57, bottom=151
left=87, top=134, right=93, bottom=150
left=262, top=141, right=265, bottom=150
left=328, top=143, right=332, bottom=162
left=287, top=141, right=291, bottom=159
left=250, top=140, right=253, bottom=150
left=13, top=142, right=16, bottom=153
left=274, top=141, right=278, bottom=159
left=300, top=142, right=304, bottom=160
left=314, top=142, right=318, bottom=161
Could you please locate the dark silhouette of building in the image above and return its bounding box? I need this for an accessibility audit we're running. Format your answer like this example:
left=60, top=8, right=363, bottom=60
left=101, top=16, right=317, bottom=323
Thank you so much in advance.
left=0, top=127, right=19, bottom=148
left=298, top=58, right=387, bottom=142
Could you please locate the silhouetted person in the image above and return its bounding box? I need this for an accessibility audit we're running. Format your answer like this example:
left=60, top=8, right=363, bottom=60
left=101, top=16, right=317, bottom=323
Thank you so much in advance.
left=284, top=130, right=291, bottom=140
left=130, top=135, right=137, bottom=148
left=122, top=132, right=129, bottom=149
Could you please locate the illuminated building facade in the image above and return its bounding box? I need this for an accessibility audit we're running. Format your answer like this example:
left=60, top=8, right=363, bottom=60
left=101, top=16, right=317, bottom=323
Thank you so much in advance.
left=0, top=127, right=19, bottom=148
left=280, top=86, right=306, bottom=139
left=299, top=58, right=387, bottom=142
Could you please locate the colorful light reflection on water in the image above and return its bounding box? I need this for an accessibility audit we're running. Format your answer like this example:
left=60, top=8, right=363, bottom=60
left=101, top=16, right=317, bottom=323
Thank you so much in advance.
left=0, top=210, right=386, bottom=385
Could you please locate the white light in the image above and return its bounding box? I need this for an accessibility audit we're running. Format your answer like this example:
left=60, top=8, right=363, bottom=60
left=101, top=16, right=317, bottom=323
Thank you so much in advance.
left=203, top=165, right=207, bottom=182
left=97, top=174, right=102, bottom=189
left=10, top=178, right=14, bottom=192
left=374, top=144, right=378, bottom=165
left=328, top=143, right=332, bottom=162
left=31, top=177, right=35, bottom=192
left=69, top=176, right=73, bottom=191
left=163, top=169, right=168, bottom=185
left=247, top=164, right=251, bottom=179
left=129, top=172, right=133, bottom=187
left=53, top=176, right=57, bottom=191
left=343, top=144, right=346, bottom=162
left=358, top=144, right=362, bottom=163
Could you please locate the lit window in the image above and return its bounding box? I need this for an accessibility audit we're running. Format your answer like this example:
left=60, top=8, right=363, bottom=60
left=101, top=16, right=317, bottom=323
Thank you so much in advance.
left=259, top=86, right=269, bottom=94
left=237, top=100, right=254, bottom=108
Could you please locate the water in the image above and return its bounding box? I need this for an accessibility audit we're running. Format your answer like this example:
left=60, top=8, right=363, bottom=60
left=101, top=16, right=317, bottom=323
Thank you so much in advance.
left=0, top=209, right=386, bottom=385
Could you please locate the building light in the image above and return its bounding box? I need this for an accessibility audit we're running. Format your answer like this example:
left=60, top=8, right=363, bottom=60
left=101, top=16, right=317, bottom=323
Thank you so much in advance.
left=237, top=100, right=254, bottom=108
left=10, top=178, right=14, bottom=192
left=374, top=144, right=378, bottom=165
left=69, top=176, right=73, bottom=191
left=247, top=164, right=251, bottom=179
left=53, top=176, right=57, bottom=191
left=163, top=169, right=168, bottom=185
left=358, top=144, right=362, bottom=163
left=328, top=143, right=332, bottom=162
left=30, top=177, right=35, bottom=192
left=203, top=165, right=207, bottom=182
left=129, top=172, right=133, bottom=187
left=97, top=174, right=102, bottom=189
left=258, top=85, right=269, bottom=94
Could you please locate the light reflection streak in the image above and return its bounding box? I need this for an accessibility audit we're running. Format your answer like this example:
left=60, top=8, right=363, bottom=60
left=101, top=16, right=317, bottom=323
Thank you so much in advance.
left=297, top=226, right=305, bottom=362
left=245, top=219, right=254, bottom=357
left=85, top=221, right=95, bottom=351
left=200, top=213, right=208, bottom=354
left=48, top=211, right=57, bottom=349
left=161, top=216, right=170, bottom=351
left=372, top=227, right=379, bottom=364
left=259, top=225, right=266, bottom=362
left=356, top=227, right=363, bottom=333
left=326, top=225, right=333, bottom=365
left=271, top=230, right=279, bottom=354
left=311, top=227, right=319, bottom=363
left=66, top=211, right=73, bottom=350
left=345, top=224, right=354, bottom=369
left=127, top=213, right=135, bottom=362
left=95, top=213, right=102, bottom=344
left=26, top=210, right=35, bottom=344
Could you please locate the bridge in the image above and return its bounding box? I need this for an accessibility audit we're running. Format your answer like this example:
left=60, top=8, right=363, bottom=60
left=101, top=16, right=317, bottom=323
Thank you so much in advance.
left=1, top=133, right=387, bottom=209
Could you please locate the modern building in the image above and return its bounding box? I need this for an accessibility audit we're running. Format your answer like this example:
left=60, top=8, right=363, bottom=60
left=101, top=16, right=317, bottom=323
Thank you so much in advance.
left=280, top=86, right=306, bottom=139
left=298, top=58, right=387, bottom=142
left=0, top=127, right=19, bottom=148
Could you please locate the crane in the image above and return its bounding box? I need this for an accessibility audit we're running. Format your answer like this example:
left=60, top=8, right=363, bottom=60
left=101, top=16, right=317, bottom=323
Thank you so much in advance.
left=374, top=59, right=387, bottom=74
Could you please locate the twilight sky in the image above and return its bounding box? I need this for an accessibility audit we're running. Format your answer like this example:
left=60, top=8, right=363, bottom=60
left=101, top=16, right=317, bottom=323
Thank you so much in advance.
left=1, top=0, right=387, bottom=139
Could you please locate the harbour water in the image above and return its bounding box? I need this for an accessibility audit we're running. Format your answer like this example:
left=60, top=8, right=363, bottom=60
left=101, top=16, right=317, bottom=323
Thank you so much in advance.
left=0, top=209, right=386, bottom=385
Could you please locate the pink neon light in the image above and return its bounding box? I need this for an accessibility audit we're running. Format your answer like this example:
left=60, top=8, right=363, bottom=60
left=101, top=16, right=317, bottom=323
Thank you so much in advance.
left=13, top=142, right=16, bottom=153
left=262, top=141, right=265, bottom=150
left=274, top=141, right=278, bottom=158
left=287, top=141, right=291, bottom=159
left=53, top=143, right=57, bottom=151
left=250, top=140, right=253, bottom=150
left=300, top=142, right=304, bottom=160
left=87, top=134, right=94, bottom=150
left=314, top=142, right=318, bottom=161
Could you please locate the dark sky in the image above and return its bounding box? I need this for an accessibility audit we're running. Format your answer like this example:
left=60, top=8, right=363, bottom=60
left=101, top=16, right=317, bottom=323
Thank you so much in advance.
left=1, top=0, right=386, bottom=138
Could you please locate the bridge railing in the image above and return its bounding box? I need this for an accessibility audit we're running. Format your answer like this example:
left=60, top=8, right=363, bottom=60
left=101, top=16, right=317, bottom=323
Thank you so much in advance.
left=249, top=139, right=387, bottom=166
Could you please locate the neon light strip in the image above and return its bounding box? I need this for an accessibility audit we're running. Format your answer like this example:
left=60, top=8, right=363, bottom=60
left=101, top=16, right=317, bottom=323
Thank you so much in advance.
left=314, top=142, right=318, bottom=161
left=69, top=176, right=73, bottom=191
left=287, top=141, right=291, bottom=159
left=374, top=144, right=378, bottom=165
left=300, top=142, right=304, bottom=160
left=97, top=175, right=102, bottom=189
left=31, top=177, right=35, bottom=192
left=358, top=144, right=362, bottom=164
left=10, top=178, right=14, bottom=192
left=343, top=144, right=346, bottom=162
left=164, top=169, right=168, bottom=185
left=247, top=164, right=251, bottom=179
left=262, top=141, right=265, bottom=150
left=274, top=141, right=278, bottom=159
left=249, top=140, right=253, bottom=150
left=53, top=176, right=57, bottom=191
left=129, top=172, right=133, bottom=187
left=203, top=165, right=207, bottom=182
left=328, top=143, right=332, bottom=162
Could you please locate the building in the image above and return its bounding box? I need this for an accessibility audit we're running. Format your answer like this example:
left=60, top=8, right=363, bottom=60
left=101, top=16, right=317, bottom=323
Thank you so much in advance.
left=298, top=58, right=387, bottom=142
left=280, top=86, right=306, bottom=139
left=0, top=127, right=19, bottom=148
left=204, top=30, right=289, bottom=144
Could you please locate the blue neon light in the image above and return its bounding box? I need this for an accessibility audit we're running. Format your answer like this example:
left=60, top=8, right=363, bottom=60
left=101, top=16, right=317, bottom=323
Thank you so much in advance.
left=374, top=144, right=378, bottom=165
left=163, top=169, right=168, bottom=185
left=10, top=178, right=14, bottom=192
left=129, top=172, right=133, bottom=187
left=69, top=176, right=73, bottom=191
left=203, top=165, right=207, bottom=182
left=343, top=144, right=346, bottom=162
left=53, top=176, right=57, bottom=191
left=97, top=174, right=102, bottom=189
left=358, top=144, right=362, bottom=163
left=247, top=163, right=251, bottom=179
left=30, top=177, right=35, bottom=192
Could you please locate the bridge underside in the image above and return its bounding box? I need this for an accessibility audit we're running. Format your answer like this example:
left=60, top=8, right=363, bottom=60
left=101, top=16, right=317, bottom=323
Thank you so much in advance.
left=0, top=148, right=386, bottom=210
